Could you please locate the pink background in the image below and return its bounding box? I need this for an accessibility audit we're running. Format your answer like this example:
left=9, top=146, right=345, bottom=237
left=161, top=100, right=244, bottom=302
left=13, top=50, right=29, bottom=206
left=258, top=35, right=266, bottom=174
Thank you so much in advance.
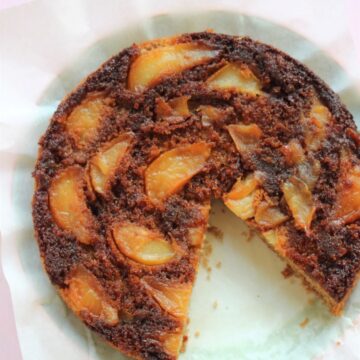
left=0, top=0, right=359, bottom=359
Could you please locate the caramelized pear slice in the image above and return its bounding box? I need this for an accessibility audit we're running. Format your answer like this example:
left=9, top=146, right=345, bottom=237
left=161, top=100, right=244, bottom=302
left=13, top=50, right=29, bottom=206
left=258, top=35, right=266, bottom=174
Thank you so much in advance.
left=311, top=103, right=331, bottom=128
left=336, top=165, right=360, bottom=224
left=198, top=105, right=224, bottom=127
left=142, top=278, right=192, bottom=319
left=224, top=173, right=261, bottom=220
left=128, top=43, right=218, bottom=91
left=225, top=192, right=257, bottom=220
left=255, top=201, right=288, bottom=228
left=112, top=222, right=175, bottom=265
left=207, top=63, right=262, bottom=95
left=189, top=202, right=210, bottom=247
left=89, top=133, right=133, bottom=195
left=156, top=96, right=191, bottom=119
left=282, top=176, right=315, bottom=234
left=225, top=173, right=260, bottom=200
left=281, top=139, right=305, bottom=166
left=163, top=333, right=184, bottom=357
left=155, top=97, right=173, bottom=118
left=227, top=123, right=262, bottom=156
left=145, top=143, right=211, bottom=205
left=168, top=96, right=191, bottom=117
left=262, top=227, right=288, bottom=255
left=63, top=266, right=118, bottom=325
left=303, top=102, right=332, bottom=151
left=66, top=94, right=111, bottom=148
left=297, top=158, right=320, bottom=191
left=49, top=166, right=96, bottom=244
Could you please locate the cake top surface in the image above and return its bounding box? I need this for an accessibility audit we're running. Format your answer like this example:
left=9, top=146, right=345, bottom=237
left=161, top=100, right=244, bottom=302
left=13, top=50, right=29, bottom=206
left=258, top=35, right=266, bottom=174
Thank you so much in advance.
left=33, top=32, right=360, bottom=359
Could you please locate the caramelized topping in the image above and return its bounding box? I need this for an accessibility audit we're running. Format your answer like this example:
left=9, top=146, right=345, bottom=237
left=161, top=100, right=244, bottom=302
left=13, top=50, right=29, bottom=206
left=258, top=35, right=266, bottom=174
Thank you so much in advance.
left=49, top=166, right=96, bottom=244
left=66, top=94, right=111, bottom=148
left=281, top=139, right=305, bottom=166
left=142, top=278, right=191, bottom=319
left=64, top=266, right=118, bottom=325
left=303, top=102, right=332, bottom=151
left=145, top=143, right=211, bottom=205
left=226, top=192, right=257, bottom=220
left=163, top=333, right=184, bottom=357
left=227, top=123, right=262, bottom=156
left=297, top=158, right=321, bottom=191
left=88, top=133, right=133, bottom=195
left=225, top=178, right=288, bottom=228
left=225, top=173, right=260, bottom=200
left=156, top=96, right=191, bottom=119
left=188, top=202, right=210, bottom=247
left=282, top=176, right=315, bottom=234
left=223, top=173, right=261, bottom=220
left=346, top=128, right=360, bottom=147
left=207, top=63, right=262, bottom=95
left=262, top=227, right=288, bottom=255
left=128, top=43, right=218, bottom=91
left=112, top=222, right=175, bottom=265
left=198, top=105, right=224, bottom=127
left=336, top=164, right=360, bottom=224
left=255, top=200, right=288, bottom=229
left=168, top=96, right=191, bottom=117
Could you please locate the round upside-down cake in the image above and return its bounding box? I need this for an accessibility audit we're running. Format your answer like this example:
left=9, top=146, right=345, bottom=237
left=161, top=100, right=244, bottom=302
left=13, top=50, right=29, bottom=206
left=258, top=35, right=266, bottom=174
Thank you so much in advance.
left=32, top=32, right=360, bottom=359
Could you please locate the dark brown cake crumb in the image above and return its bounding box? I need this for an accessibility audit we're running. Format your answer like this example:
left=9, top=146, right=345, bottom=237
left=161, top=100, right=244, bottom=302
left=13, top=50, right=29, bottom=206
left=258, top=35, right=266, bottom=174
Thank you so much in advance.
left=299, top=318, right=309, bottom=328
left=208, top=225, right=224, bottom=241
left=282, top=265, right=295, bottom=278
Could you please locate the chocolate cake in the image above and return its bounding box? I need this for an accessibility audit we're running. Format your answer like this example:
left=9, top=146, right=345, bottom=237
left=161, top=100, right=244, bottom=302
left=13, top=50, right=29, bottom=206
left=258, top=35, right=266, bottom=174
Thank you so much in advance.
left=32, top=32, right=360, bottom=359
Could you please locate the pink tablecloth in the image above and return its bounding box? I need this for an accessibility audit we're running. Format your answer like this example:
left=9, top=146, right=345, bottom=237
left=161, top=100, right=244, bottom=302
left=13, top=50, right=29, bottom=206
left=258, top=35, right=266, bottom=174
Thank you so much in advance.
left=0, top=238, right=22, bottom=359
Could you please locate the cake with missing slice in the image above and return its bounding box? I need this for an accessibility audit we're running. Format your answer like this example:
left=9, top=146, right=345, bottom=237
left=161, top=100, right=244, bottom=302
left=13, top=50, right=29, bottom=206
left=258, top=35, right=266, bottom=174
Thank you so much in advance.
left=32, top=32, right=360, bottom=359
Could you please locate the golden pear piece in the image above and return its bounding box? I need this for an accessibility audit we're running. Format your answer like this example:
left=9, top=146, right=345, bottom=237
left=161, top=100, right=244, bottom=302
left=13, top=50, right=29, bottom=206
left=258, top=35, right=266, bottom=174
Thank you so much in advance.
left=63, top=266, right=119, bottom=325
left=145, top=143, right=211, bottom=205
left=262, top=227, right=288, bottom=255
left=207, top=63, right=262, bottom=95
left=303, top=102, right=332, bottom=151
left=168, top=96, right=191, bottom=117
left=89, top=133, right=133, bottom=195
left=142, top=278, right=192, bottom=319
left=297, top=158, right=321, bottom=191
left=336, top=165, right=360, bottom=224
left=66, top=94, right=111, bottom=148
left=112, top=222, right=176, bottom=265
left=227, top=123, right=262, bottom=156
left=128, top=43, right=218, bottom=91
left=281, top=139, right=305, bottom=166
left=255, top=200, right=288, bottom=229
left=223, top=173, right=261, bottom=220
left=282, top=176, right=315, bottom=234
left=188, top=202, right=210, bottom=247
left=49, top=166, right=96, bottom=244
left=163, top=333, right=184, bottom=357
left=198, top=105, right=224, bottom=127
left=155, top=96, right=191, bottom=119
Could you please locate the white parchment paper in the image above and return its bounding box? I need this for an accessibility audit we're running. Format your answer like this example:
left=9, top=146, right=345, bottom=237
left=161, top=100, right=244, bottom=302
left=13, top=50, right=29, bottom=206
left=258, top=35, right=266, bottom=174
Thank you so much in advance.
left=1, top=1, right=360, bottom=359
